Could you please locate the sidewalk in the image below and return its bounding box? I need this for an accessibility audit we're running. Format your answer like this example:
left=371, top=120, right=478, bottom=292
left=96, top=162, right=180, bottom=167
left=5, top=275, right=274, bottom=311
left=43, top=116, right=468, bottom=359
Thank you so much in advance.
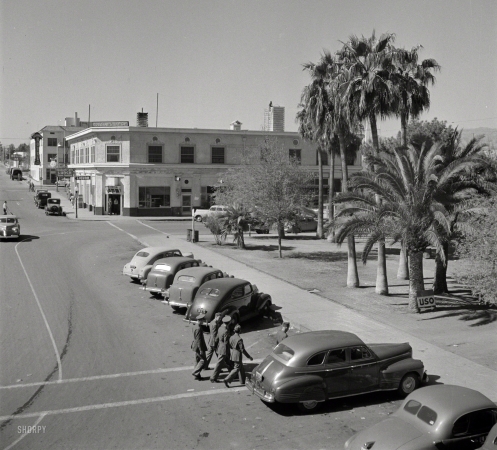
left=35, top=180, right=497, bottom=400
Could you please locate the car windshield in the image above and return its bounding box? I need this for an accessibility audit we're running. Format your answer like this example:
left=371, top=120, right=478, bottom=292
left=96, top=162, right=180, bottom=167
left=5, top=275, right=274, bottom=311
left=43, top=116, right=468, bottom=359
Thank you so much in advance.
left=154, top=264, right=171, bottom=271
left=403, top=400, right=437, bottom=426
left=273, top=344, right=295, bottom=362
left=199, top=288, right=220, bottom=297
left=136, top=252, right=150, bottom=258
left=178, top=275, right=196, bottom=283
left=0, top=218, right=17, bottom=224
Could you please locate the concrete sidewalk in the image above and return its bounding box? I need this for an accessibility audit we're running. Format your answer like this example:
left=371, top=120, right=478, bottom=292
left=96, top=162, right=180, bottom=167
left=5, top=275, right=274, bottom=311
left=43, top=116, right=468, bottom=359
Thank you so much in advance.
left=34, top=180, right=497, bottom=400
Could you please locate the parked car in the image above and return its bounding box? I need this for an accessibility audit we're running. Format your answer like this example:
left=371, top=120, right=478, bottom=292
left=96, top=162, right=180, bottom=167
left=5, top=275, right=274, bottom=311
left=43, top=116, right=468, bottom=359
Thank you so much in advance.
left=479, top=423, right=497, bottom=449
left=45, top=198, right=65, bottom=216
left=0, top=215, right=21, bottom=240
left=193, top=205, right=228, bottom=222
left=185, top=277, right=272, bottom=325
left=10, top=168, right=22, bottom=180
left=166, top=266, right=225, bottom=311
left=246, top=330, right=428, bottom=413
left=344, top=385, right=497, bottom=450
left=284, top=215, right=318, bottom=233
left=122, top=247, right=193, bottom=282
left=34, top=191, right=52, bottom=208
left=143, top=256, right=202, bottom=296
left=55, top=179, right=69, bottom=187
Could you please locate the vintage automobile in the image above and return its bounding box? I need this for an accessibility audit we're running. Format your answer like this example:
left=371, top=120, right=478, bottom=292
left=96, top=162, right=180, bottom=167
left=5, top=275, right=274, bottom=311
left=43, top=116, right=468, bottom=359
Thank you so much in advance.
left=45, top=198, right=65, bottom=216
left=143, top=256, right=202, bottom=296
left=0, top=215, right=21, bottom=240
left=479, top=423, right=497, bottom=449
left=34, top=191, right=52, bottom=208
left=166, top=266, right=225, bottom=311
left=344, top=385, right=497, bottom=450
left=193, top=205, right=228, bottom=222
left=10, top=168, right=23, bottom=180
left=246, top=330, right=428, bottom=413
left=55, top=179, right=69, bottom=187
left=122, top=247, right=193, bottom=282
left=185, top=277, right=272, bottom=325
left=284, top=215, right=318, bottom=233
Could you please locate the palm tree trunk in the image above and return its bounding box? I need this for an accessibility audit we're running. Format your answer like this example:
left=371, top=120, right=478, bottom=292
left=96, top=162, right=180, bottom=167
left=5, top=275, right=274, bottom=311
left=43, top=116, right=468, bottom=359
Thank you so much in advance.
left=433, top=242, right=449, bottom=294
left=339, top=131, right=359, bottom=287
left=408, top=250, right=424, bottom=312
left=316, top=148, right=324, bottom=238
left=400, top=112, right=408, bottom=148
left=277, top=221, right=284, bottom=258
left=397, top=244, right=409, bottom=280
left=327, top=148, right=336, bottom=242
left=376, top=239, right=388, bottom=295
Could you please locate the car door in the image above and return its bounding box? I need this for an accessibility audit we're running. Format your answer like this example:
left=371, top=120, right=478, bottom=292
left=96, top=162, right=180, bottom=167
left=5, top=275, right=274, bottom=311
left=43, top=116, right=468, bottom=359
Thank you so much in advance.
left=322, top=348, right=351, bottom=396
left=346, top=346, right=380, bottom=393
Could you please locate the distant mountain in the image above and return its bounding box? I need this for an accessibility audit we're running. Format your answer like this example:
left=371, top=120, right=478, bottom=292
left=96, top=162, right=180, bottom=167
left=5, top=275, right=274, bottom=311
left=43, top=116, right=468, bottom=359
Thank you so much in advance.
left=460, top=128, right=497, bottom=152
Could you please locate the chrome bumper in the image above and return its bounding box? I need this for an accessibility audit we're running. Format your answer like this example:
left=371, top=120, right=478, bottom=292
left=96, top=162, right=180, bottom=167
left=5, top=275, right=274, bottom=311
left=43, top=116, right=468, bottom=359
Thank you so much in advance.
left=246, top=378, right=274, bottom=403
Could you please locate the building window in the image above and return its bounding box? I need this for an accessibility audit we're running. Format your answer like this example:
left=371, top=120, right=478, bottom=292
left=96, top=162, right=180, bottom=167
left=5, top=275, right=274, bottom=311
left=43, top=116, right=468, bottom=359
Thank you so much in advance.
left=211, top=147, right=225, bottom=164
left=47, top=153, right=57, bottom=162
left=70, top=148, right=74, bottom=164
left=106, top=145, right=120, bottom=163
left=148, top=145, right=163, bottom=163
left=47, top=138, right=57, bottom=147
left=90, top=146, right=95, bottom=163
left=180, top=146, right=194, bottom=163
left=200, top=186, right=215, bottom=208
left=289, top=149, right=301, bottom=164
left=138, top=186, right=170, bottom=208
left=84, top=147, right=89, bottom=163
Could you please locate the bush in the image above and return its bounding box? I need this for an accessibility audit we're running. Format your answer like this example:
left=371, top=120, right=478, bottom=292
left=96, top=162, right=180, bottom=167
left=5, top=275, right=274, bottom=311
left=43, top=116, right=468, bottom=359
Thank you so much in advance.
left=204, top=215, right=226, bottom=245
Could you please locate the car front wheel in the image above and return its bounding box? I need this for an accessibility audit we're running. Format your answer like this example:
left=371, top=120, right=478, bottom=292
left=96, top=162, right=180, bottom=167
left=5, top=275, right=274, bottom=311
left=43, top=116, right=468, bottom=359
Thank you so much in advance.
left=298, top=400, right=320, bottom=413
left=398, top=373, right=419, bottom=397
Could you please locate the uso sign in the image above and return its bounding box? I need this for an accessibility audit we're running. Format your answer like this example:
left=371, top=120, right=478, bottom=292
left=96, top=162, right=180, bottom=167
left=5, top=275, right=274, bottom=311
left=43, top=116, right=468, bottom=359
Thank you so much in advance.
left=417, top=289, right=436, bottom=311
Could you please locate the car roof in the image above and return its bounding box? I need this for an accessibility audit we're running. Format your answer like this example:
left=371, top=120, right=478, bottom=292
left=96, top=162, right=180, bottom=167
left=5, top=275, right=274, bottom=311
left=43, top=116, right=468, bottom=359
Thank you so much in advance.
left=134, top=247, right=181, bottom=255
left=174, top=266, right=221, bottom=278
left=0, top=215, right=18, bottom=219
left=282, top=330, right=365, bottom=356
left=198, top=277, right=249, bottom=292
left=152, top=256, right=198, bottom=267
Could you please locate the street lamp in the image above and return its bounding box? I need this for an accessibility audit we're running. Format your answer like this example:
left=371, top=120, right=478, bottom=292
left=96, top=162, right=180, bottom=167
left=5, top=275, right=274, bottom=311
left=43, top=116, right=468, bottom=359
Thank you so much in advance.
left=75, top=187, right=78, bottom=219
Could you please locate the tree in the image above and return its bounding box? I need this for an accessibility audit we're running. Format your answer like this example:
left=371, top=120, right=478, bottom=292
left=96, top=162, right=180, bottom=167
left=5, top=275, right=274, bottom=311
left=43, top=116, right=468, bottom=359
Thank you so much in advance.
left=214, top=137, right=314, bottom=258
left=220, top=204, right=250, bottom=249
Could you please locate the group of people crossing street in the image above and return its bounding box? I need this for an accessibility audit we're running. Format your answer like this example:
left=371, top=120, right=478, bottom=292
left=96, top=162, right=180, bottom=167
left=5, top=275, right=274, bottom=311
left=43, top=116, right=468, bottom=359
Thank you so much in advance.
left=191, top=313, right=253, bottom=386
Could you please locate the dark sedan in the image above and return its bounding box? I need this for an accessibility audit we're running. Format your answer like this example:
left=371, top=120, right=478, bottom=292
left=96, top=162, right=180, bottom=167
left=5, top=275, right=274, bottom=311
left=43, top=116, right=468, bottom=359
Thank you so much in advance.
left=344, top=385, right=497, bottom=450
left=185, top=277, right=272, bottom=325
left=143, top=256, right=202, bottom=297
left=246, top=330, right=428, bottom=412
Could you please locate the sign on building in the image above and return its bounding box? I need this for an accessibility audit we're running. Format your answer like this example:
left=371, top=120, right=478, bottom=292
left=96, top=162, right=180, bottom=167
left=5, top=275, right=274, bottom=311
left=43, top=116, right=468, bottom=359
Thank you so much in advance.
left=76, top=175, right=91, bottom=180
left=57, top=168, right=74, bottom=177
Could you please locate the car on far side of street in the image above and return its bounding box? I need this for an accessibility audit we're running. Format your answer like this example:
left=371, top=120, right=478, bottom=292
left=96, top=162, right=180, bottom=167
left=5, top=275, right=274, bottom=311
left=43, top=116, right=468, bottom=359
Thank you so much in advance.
left=166, top=266, right=225, bottom=311
left=122, top=247, right=193, bottom=282
left=0, top=215, right=21, bottom=240
left=247, top=330, right=428, bottom=413
left=479, top=423, right=497, bottom=449
left=143, top=256, right=203, bottom=297
left=34, top=191, right=51, bottom=208
left=193, top=205, right=228, bottom=222
left=284, top=215, right=318, bottom=233
left=185, top=277, right=272, bottom=325
left=45, top=198, right=65, bottom=216
left=55, top=179, right=69, bottom=187
left=344, top=385, right=497, bottom=450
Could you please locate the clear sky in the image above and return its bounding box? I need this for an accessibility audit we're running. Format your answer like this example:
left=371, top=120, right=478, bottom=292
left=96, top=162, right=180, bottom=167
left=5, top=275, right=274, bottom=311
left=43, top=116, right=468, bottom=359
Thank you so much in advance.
left=1, top=0, right=496, bottom=146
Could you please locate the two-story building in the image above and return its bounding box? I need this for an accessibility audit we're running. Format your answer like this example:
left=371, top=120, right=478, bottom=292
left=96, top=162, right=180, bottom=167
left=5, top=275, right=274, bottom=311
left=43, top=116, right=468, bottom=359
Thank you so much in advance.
left=65, top=118, right=362, bottom=216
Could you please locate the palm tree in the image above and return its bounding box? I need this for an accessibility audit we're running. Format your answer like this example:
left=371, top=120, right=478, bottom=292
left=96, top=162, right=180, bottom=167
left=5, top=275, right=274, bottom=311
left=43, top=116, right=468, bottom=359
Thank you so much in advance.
left=333, top=142, right=484, bottom=312
left=220, top=204, right=250, bottom=249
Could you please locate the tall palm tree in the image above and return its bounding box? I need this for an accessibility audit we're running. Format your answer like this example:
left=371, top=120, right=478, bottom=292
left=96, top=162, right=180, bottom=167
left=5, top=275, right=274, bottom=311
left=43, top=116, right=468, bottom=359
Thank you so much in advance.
left=332, top=142, right=484, bottom=312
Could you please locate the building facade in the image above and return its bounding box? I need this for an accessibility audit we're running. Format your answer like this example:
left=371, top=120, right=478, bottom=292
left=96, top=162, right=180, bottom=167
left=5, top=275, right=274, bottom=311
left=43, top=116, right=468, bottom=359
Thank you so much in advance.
left=64, top=123, right=362, bottom=217
left=264, top=104, right=285, bottom=132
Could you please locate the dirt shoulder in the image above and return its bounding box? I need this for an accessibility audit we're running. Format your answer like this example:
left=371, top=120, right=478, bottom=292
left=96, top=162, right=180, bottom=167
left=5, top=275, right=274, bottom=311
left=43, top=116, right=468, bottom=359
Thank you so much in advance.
left=197, top=231, right=497, bottom=371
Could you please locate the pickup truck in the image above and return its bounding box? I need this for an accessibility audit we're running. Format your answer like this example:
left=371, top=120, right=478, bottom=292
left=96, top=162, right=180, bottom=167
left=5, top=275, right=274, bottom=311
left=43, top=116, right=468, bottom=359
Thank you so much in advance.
left=193, top=205, right=228, bottom=222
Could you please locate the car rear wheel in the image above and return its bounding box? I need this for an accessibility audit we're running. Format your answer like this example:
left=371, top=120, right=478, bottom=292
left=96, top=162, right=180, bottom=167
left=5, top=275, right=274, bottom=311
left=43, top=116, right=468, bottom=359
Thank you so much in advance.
left=298, top=400, right=320, bottom=413
left=259, top=300, right=272, bottom=317
left=398, top=373, right=419, bottom=397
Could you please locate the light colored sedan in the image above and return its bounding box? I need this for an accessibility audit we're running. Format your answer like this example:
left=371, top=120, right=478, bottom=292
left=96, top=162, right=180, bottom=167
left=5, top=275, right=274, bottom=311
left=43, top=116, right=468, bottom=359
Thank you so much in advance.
left=0, top=215, right=21, bottom=240
left=344, top=385, right=497, bottom=450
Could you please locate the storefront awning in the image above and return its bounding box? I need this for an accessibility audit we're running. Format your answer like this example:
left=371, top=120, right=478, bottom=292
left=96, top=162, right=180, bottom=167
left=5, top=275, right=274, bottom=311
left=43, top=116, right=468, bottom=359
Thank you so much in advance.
left=107, top=187, right=122, bottom=194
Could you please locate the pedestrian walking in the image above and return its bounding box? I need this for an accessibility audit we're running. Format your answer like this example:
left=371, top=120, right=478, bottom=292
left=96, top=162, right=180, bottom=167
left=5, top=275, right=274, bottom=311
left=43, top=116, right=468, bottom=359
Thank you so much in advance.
left=210, top=315, right=233, bottom=383
left=191, top=313, right=207, bottom=381
left=224, top=324, right=253, bottom=387
left=275, top=321, right=290, bottom=345
left=204, top=313, right=222, bottom=370
left=3, top=201, right=7, bottom=215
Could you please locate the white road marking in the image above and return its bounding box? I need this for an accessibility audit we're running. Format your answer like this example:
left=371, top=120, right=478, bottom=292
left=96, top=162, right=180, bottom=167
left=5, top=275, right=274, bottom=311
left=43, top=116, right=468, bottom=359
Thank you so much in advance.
left=137, top=220, right=170, bottom=237
left=1, top=360, right=263, bottom=390
left=246, top=340, right=260, bottom=349
left=14, top=239, right=63, bottom=382
left=0, top=387, right=246, bottom=422
left=3, top=414, right=46, bottom=450
left=106, top=221, right=148, bottom=246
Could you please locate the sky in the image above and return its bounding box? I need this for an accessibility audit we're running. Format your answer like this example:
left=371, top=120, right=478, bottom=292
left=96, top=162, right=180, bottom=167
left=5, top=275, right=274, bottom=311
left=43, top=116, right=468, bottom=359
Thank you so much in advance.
left=1, top=0, right=496, bottom=147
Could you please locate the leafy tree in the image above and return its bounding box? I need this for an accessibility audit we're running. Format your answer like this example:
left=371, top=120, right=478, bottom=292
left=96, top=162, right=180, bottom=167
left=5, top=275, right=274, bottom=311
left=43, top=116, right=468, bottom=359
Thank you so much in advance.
left=214, top=137, right=314, bottom=258
left=455, top=195, right=497, bottom=305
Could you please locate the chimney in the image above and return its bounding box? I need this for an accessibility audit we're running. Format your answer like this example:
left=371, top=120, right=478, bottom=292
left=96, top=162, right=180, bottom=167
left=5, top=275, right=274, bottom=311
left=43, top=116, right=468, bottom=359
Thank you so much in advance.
left=74, top=112, right=80, bottom=126
left=137, top=110, right=148, bottom=127
left=230, top=120, right=242, bottom=131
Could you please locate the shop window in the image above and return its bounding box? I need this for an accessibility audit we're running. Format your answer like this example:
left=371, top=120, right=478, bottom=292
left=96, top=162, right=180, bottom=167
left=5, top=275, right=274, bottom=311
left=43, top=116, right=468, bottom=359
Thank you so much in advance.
left=148, top=145, right=163, bottom=163
left=106, top=145, right=120, bottom=163
left=289, top=149, right=301, bottom=164
left=211, top=147, right=225, bottom=164
left=180, top=146, right=194, bottom=163
left=138, top=186, right=171, bottom=208
left=47, top=153, right=57, bottom=162
left=47, top=138, right=57, bottom=147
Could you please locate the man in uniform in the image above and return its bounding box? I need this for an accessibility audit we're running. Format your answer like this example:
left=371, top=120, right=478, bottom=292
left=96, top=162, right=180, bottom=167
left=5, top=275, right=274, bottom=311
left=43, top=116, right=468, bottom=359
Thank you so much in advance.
left=224, top=324, right=253, bottom=387
left=204, top=313, right=222, bottom=370
left=210, top=315, right=232, bottom=383
left=191, top=313, right=207, bottom=380
left=275, top=321, right=290, bottom=345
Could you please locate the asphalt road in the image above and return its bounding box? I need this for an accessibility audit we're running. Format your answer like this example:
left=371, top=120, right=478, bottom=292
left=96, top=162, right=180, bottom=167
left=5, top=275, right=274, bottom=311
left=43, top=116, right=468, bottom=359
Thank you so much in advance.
left=1, top=172, right=406, bottom=450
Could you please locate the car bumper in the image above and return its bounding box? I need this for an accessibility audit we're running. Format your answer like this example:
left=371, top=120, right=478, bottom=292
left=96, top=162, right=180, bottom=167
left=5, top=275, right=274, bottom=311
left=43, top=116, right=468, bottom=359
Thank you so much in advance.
left=168, top=300, right=189, bottom=308
left=143, top=286, right=162, bottom=294
left=246, top=378, right=275, bottom=403
left=0, top=230, right=19, bottom=238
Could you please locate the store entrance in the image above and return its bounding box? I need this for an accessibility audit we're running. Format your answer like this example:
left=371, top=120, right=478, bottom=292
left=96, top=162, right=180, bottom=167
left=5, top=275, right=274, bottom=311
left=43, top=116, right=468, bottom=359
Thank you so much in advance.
left=181, top=194, right=191, bottom=216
